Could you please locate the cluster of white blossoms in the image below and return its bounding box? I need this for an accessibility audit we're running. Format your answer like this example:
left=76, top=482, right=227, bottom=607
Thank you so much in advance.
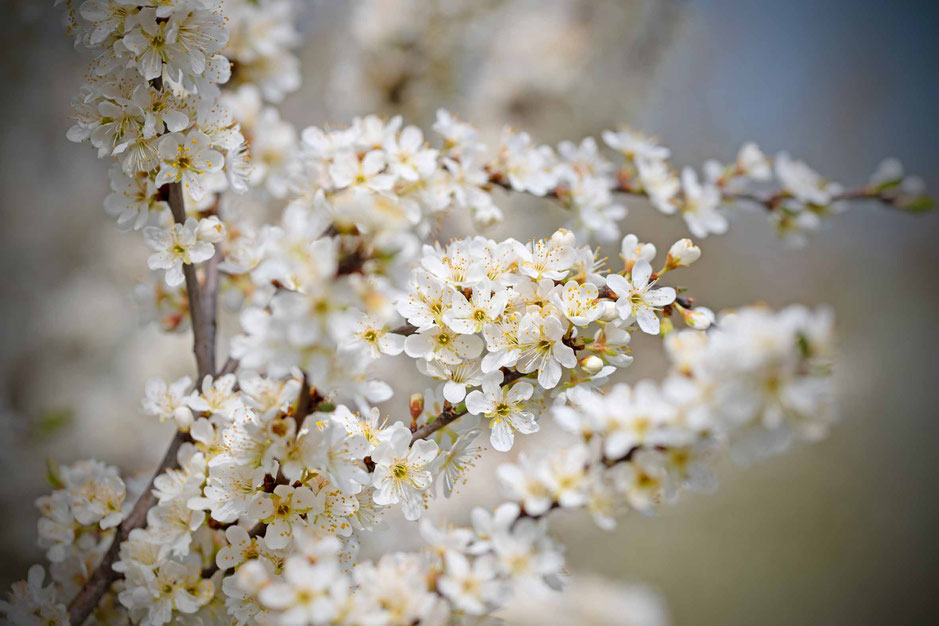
left=396, top=230, right=710, bottom=452
left=5, top=2, right=931, bottom=625
left=499, top=304, right=835, bottom=527
left=221, top=0, right=300, bottom=103
left=286, top=105, right=932, bottom=247
left=61, top=0, right=302, bottom=297
left=229, top=506, right=564, bottom=624
left=36, top=460, right=127, bottom=587
left=492, top=127, right=932, bottom=244
left=122, top=364, right=562, bottom=624
left=9, top=460, right=132, bottom=622
left=63, top=0, right=238, bottom=207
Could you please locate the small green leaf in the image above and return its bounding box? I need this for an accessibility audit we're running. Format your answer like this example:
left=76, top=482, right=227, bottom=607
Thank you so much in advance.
left=797, top=334, right=811, bottom=358
left=36, top=407, right=74, bottom=437
left=900, top=195, right=935, bottom=213
left=45, top=457, right=64, bottom=490
left=873, top=179, right=903, bottom=193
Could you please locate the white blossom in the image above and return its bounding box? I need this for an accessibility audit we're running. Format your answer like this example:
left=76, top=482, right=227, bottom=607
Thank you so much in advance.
left=605, top=260, right=676, bottom=335
left=144, top=218, right=216, bottom=287
left=154, top=130, right=225, bottom=200
left=142, top=376, right=194, bottom=429
left=370, top=423, right=438, bottom=520
left=466, top=371, right=537, bottom=452
left=680, top=167, right=728, bottom=238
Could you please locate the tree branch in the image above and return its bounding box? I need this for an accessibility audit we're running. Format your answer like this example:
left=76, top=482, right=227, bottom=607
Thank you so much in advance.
left=219, top=356, right=239, bottom=377
left=409, top=369, right=527, bottom=443
left=67, top=181, right=217, bottom=625
left=489, top=171, right=904, bottom=216
left=168, top=182, right=216, bottom=378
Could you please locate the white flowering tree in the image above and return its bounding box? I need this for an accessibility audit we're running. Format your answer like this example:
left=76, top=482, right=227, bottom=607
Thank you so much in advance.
left=3, top=2, right=932, bottom=625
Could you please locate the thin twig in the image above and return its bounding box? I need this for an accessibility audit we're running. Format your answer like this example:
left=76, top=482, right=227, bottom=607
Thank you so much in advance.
left=218, top=356, right=240, bottom=377
left=168, top=183, right=216, bottom=378
left=409, top=369, right=527, bottom=443
left=490, top=171, right=898, bottom=215
left=391, top=322, right=417, bottom=336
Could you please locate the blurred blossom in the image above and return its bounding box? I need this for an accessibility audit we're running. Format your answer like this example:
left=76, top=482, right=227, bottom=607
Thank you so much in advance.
left=0, top=2, right=937, bottom=625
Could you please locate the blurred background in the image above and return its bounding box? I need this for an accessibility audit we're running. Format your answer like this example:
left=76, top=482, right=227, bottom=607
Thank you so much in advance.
left=2, top=0, right=938, bottom=624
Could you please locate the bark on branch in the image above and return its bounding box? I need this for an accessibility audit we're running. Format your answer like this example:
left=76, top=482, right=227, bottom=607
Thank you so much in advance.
left=67, top=181, right=217, bottom=625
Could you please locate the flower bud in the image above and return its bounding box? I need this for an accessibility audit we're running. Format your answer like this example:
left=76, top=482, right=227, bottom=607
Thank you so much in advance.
left=680, top=305, right=715, bottom=330
left=580, top=355, right=604, bottom=375
left=173, top=406, right=194, bottom=431
left=666, top=238, right=701, bottom=270
left=869, top=157, right=903, bottom=187
left=550, top=228, right=576, bottom=248
left=621, top=234, right=656, bottom=271
left=472, top=200, right=504, bottom=229
left=236, top=560, right=272, bottom=594
left=197, top=215, right=225, bottom=243
left=737, top=142, right=771, bottom=180
left=409, top=393, right=424, bottom=421
left=659, top=316, right=675, bottom=335
left=599, top=299, right=618, bottom=322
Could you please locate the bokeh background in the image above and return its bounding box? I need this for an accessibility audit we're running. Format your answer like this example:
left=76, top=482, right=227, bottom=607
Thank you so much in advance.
left=2, top=0, right=938, bottom=624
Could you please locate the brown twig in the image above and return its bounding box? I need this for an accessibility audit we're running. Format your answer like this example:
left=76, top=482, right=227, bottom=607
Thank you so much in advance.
left=218, top=356, right=240, bottom=377
left=391, top=322, right=418, bottom=336
left=409, top=369, right=527, bottom=443
left=167, top=182, right=217, bottom=378
left=67, top=181, right=217, bottom=625
left=489, top=171, right=902, bottom=216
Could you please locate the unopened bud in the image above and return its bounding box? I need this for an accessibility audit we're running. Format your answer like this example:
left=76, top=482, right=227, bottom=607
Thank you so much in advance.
left=409, top=393, right=424, bottom=421
left=666, top=238, right=701, bottom=270
left=599, top=300, right=618, bottom=322
left=620, top=234, right=656, bottom=273
left=236, top=560, right=271, bottom=594
left=197, top=215, right=225, bottom=243
left=550, top=228, right=576, bottom=248
left=679, top=305, right=714, bottom=330
left=659, top=316, right=675, bottom=336
left=737, top=142, right=771, bottom=180
left=580, top=355, right=604, bottom=375
left=173, top=406, right=194, bottom=431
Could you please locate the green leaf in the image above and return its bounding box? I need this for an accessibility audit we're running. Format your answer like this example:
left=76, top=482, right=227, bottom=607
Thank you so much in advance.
left=900, top=195, right=935, bottom=213
left=36, top=407, right=74, bottom=437
left=873, top=179, right=903, bottom=193
left=45, top=457, right=64, bottom=490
